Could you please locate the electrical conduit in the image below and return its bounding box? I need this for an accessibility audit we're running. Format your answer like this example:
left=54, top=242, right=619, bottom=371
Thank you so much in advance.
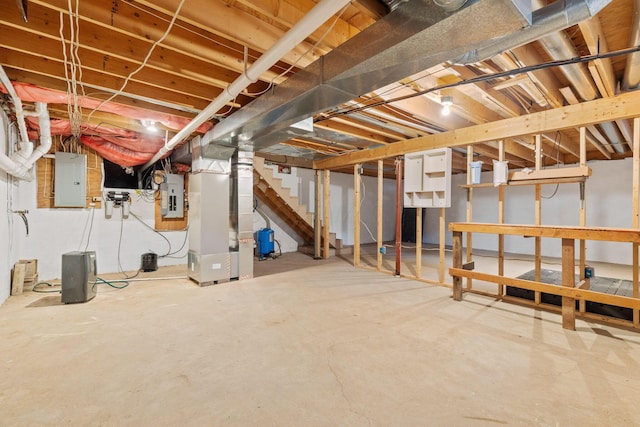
left=141, top=0, right=352, bottom=171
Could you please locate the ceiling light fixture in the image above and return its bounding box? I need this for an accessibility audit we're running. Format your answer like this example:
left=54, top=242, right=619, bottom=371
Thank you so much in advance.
left=441, top=95, right=453, bottom=116
left=141, top=119, right=158, bottom=133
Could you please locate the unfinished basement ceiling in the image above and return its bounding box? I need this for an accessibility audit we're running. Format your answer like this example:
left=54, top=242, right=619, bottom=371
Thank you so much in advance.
left=0, top=0, right=638, bottom=175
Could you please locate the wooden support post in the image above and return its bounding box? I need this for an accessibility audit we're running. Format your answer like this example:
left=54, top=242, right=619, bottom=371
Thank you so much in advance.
left=314, top=170, right=322, bottom=259
left=498, top=140, right=505, bottom=296
left=439, top=207, right=446, bottom=284
left=535, top=184, right=542, bottom=305
left=562, top=238, right=576, bottom=331
left=452, top=231, right=463, bottom=301
left=395, top=157, right=403, bottom=276
left=535, top=134, right=542, bottom=305
left=416, top=208, right=422, bottom=278
left=377, top=160, right=383, bottom=272
left=354, top=164, right=361, bottom=267
left=633, top=118, right=640, bottom=324
left=466, top=145, right=473, bottom=290
left=579, top=127, right=589, bottom=314
left=323, top=170, right=331, bottom=260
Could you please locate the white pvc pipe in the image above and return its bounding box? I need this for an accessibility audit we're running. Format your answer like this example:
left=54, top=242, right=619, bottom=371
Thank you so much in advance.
left=141, top=0, right=351, bottom=171
left=0, top=102, right=51, bottom=181
left=0, top=65, right=30, bottom=149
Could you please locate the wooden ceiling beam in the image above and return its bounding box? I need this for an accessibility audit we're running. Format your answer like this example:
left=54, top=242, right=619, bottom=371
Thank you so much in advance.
left=313, top=90, right=640, bottom=169
left=120, top=0, right=320, bottom=68
left=314, top=119, right=395, bottom=145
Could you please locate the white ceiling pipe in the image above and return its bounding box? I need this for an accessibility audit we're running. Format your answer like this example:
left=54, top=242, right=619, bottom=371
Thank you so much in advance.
left=0, top=112, right=24, bottom=176
left=141, top=0, right=352, bottom=171
left=0, top=65, right=31, bottom=150
left=0, top=102, right=51, bottom=181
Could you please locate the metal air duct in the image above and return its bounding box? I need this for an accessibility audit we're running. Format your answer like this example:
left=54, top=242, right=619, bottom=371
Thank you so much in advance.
left=206, top=0, right=610, bottom=154
left=528, top=0, right=598, bottom=101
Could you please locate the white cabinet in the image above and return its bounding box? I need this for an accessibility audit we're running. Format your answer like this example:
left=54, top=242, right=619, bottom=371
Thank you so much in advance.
left=403, top=148, right=451, bottom=208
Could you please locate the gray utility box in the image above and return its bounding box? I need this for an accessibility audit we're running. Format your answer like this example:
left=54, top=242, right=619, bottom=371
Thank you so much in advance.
left=160, top=173, right=184, bottom=218
left=54, top=152, right=87, bottom=207
left=61, top=251, right=97, bottom=304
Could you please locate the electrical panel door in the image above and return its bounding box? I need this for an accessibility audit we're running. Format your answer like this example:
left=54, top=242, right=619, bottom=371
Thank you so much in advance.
left=54, top=152, right=87, bottom=207
left=160, top=174, right=184, bottom=218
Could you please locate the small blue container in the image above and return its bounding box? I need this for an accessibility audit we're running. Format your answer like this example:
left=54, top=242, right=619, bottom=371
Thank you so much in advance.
left=256, top=228, right=275, bottom=259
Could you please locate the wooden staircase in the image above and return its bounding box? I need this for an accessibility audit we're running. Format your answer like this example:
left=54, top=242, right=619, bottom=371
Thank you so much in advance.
left=253, top=157, right=341, bottom=248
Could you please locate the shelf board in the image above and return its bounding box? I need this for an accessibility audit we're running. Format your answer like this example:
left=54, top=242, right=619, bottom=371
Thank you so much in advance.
left=459, top=176, right=587, bottom=189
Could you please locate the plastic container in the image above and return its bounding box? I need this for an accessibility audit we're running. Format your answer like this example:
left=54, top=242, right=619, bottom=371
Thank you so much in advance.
left=470, top=161, right=483, bottom=184
left=256, top=228, right=275, bottom=259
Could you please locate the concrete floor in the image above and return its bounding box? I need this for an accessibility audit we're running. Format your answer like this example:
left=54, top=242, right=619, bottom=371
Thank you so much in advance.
left=2, top=251, right=640, bottom=426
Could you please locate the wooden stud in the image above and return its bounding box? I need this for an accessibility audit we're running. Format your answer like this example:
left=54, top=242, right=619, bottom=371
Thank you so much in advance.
left=395, top=158, right=402, bottom=276
left=466, top=145, right=473, bottom=290
left=323, top=170, right=331, bottom=260
left=579, top=127, right=589, bottom=314
left=314, top=170, right=322, bottom=259
left=452, top=231, right=463, bottom=301
left=633, top=118, right=640, bottom=324
left=354, top=164, right=361, bottom=267
left=498, top=140, right=505, bottom=296
left=377, top=160, right=384, bottom=271
left=416, top=208, right=422, bottom=278
left=535, top=184, right=542, bottom=305
left=439, top=207, right=446, bottom=284
left=562, top=238, right=576, bottom=331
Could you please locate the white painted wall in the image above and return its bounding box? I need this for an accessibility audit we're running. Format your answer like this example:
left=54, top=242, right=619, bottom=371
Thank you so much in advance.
left=424, top=158, right=636, bottom=265
left=258, top=164, right=397, bottom=248
left=0, top=110, right=21, bottom=305
left=15, top=179, right=188, bottom=281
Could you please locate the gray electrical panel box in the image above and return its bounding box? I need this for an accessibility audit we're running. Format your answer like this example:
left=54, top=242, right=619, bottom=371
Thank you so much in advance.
left=160, top=173, right=184, bottom=218
left=54, top=152, right=87, bottom=207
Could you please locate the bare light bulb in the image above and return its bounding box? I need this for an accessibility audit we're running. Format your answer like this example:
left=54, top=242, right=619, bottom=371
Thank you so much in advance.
left=441, top=96, right=453, bottom=116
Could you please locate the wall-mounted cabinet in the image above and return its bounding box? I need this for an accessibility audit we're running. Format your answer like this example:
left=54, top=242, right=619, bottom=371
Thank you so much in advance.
left=404, top=148, right=452, bottom=208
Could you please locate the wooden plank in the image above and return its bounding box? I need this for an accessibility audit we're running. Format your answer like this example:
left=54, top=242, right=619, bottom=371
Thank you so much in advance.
left=634, top=117, right=640, bottom=324
left=535, top=184, right=541, bottom=305
left=314, top=170, right=322, bottom=258
left=449, top=268, right=640, bottom=310
left=323, top=170, right=330, bottom=260
left=448, top=223, right=640, bottom=243
left=466, top=145, right=473, bottom=290
left=460, top=176, right=587, bottom=188
left=509, top=166, right=591, bottom=181
left=416, top=207, right=422, bottom=278
left=498, top=140, right=505, bottom=296
left=353, top=164, right=361, bottom=267
left=313, top=90, right=640, bottom=170
left=535, top=134, right=542, bottom=171
left=562, top=238, right=576, bottom=331
left=579, top=127, right=588, bottom=314
left=377, top=160, right=383, bottom=271
left=452, top=231, right=463, bottom=301
left=439, top=207, right=445, bottom=284
left=11, top=263, right=26, bottom=296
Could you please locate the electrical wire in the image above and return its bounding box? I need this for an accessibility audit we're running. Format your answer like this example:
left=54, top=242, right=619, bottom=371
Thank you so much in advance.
left=78, top=203, right=96, bottom=252
left=319, top=44, right=640, bottom=121
left=95, top=277, right=129, bottom=289
left=32, top=282, right=61, bottom=293
left=116, top=206, right=141, bottom=279
left=86, top=0, right=187, bottom=124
